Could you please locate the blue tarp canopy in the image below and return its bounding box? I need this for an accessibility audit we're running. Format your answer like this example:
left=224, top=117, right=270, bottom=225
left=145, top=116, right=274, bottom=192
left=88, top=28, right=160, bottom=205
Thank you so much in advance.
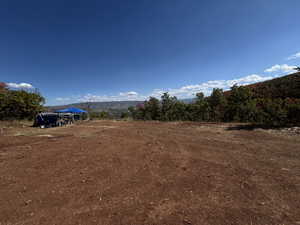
left=55, top=107, right=87, bottom=113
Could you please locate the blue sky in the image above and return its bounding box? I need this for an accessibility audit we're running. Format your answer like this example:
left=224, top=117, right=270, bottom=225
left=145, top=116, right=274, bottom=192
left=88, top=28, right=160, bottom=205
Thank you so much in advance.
left=1, top=0, right=300, bottom=105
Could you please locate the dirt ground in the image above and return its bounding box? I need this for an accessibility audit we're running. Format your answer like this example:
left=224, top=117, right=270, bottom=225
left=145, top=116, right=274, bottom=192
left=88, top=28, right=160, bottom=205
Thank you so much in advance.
left=0, top=120, right=299, bottom=225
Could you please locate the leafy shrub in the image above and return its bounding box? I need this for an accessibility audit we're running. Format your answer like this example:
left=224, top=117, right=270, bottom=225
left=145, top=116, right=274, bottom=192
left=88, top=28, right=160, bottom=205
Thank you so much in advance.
left=0, top=88, right=45, bottom=120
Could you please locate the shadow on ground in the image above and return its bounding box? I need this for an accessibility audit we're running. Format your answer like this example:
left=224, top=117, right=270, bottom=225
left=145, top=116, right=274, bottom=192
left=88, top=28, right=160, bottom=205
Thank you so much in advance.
left=226, top=123, right=297, bottom=131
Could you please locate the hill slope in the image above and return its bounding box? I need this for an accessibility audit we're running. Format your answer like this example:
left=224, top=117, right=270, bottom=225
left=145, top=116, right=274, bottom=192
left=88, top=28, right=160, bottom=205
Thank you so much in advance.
left=47, top=101, right=144, bottom=112
left=247, top=72, right=300, bottom=99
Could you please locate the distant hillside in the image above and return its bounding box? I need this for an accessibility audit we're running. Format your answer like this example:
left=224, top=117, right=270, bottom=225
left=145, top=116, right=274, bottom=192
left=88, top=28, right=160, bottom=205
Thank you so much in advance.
left=47, top=98, right=196, bottom=112
left=247, top=72, right=300, bottom=99
left=47, top=101, right=144, bottom=112
left=222, top=72, right=300, bottom=100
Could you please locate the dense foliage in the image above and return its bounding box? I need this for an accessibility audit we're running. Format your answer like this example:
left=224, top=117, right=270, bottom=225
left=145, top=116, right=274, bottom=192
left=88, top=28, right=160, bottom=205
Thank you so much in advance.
left=0, top=84, right=45, bottom=120
left=89, top=111, right=111, bottom=120
left=128, top=74, right=300, bottom=127
left=247, top=74, right=300, bottom=99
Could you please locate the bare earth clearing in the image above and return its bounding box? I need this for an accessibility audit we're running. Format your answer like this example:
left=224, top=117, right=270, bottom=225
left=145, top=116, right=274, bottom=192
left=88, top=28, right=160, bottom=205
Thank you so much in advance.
left=0, top=120, right=300, bottom=225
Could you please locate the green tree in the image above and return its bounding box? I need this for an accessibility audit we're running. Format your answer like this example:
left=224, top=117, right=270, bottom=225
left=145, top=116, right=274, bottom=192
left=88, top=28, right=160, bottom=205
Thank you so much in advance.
left=0, top=89, right=45, bottom=120
left=128, top=106, right=137, bottom=119
left=90, top=111, right=110, bottom=120
left=160, top=93, right=176, bottom=121
left=256, top=98, right=287, bottom=126
left=207, top=88, right=227, bottom=121
left=225, top=85, right=257, bottom=122
left=143, top=97, right=161, bottom=120
left=128, top=104, right=147, bottom=120
left=287, top=103, right=300, bottom=124
left=193, top=92, right=210, bottom=121
left=168, top=100, right=187, bottom=121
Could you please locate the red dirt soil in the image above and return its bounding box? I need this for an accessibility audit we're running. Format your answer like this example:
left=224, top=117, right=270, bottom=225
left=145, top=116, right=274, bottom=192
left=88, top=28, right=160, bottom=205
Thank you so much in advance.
left=0, top=121, right=300, bottom=225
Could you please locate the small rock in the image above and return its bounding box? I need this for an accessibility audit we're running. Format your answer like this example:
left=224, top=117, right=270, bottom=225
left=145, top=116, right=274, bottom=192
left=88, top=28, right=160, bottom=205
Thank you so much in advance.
left=25, top=199, right=32, bottom=205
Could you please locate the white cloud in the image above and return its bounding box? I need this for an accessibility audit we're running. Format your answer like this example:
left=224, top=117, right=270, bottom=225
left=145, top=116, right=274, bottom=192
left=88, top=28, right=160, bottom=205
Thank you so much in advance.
left=79, top=94, right=113, bottom=102
left=287, top=52, right=300, bottom=60
left=149, top=74, right=274, bottom=99
left=264, top=64, right=296, bottom=73
left=56, top=97, right=71, bottom=101
left=6, top=82, right=34, bottom=89
left=119, top=91, right=138, bottom=97
left=78, top=92, right=145, bottom=103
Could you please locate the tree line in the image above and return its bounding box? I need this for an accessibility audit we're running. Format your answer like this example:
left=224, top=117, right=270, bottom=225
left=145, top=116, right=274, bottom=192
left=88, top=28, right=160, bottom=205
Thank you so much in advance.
left=128, top=85, right=300, bottom=127
left=0, top=82, right=45, bottom=120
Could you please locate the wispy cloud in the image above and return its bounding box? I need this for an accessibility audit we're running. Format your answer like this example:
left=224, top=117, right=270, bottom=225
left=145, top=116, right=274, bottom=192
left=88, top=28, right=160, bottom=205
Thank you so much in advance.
left=77, top=91, right=146, bottom=103
left=149, top=74, right=274, bottom=98
left=287, top=52, right=300, bottom=60
left=6, top=82, right=34, bottom=89
left=264, top=64, right=296, bottom=73
left=119, top=91, right=138, bottom=97
left=56, top=97, right=71, bottom=101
